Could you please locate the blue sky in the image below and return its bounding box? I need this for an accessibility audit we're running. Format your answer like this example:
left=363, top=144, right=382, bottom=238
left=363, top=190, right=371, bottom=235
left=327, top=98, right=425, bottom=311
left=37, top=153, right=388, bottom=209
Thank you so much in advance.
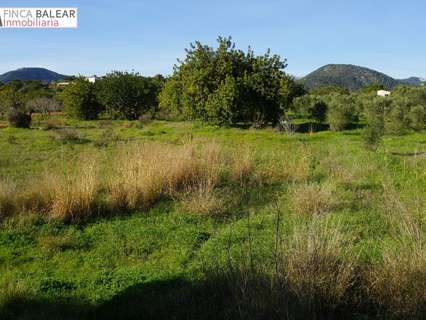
left=1, top=0, right=425, bottom=78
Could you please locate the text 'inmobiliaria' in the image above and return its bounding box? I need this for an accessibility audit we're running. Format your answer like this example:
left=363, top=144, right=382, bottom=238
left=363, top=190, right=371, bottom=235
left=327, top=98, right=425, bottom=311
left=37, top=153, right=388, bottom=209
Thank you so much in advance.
left=0, top=8, right=78, bottom=28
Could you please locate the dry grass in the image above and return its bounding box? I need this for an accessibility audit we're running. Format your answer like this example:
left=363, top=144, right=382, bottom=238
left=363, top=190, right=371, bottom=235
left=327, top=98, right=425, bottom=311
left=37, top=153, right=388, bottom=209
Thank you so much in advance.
left=0, top=278, right=29, bottom=309
left=181, top=182, right=227, bottom=216
left=108, top=141, right=224, bottom=212
left=229, top=146, right=255, bottom=186
left=290, top=182, right=337, bottom=216
left=16, top=176, right=55, bottom=214
left=280, top=220, right=357, bottom=310
left=366, top=180, right=426, bottom=317
left=49, top=159, right=100, bottom=222
left=257, top=147, right=312, bottom=184
left=38, top=233, right=80, bottom=254
left=0, top=180, right=15, bottom=219
left=368, top=241, right=426, bottom=317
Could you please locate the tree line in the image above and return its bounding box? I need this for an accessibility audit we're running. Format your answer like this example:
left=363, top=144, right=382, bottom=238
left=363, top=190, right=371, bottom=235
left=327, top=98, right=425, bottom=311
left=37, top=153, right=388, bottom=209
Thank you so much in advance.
left=0, top=37, right=425, bottom=147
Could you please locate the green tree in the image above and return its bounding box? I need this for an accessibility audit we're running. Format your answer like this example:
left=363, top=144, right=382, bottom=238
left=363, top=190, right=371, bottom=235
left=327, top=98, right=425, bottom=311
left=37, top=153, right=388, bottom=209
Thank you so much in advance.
left=310, top=85, right=349, bottom=96
left=326, top=94, right=357, bottom=131
left=360, top=83, right=384, bottom=94
left=159, top=36, right=294, bottom=126
left=362, top=98, right=385, bottom=151
left=408, top=105, right=425, bottom=131
left=292, top=95, right=327, bottom=123
left=96, top=71, right=160, bottom=120
left=59, top=77, right=102, bottom=120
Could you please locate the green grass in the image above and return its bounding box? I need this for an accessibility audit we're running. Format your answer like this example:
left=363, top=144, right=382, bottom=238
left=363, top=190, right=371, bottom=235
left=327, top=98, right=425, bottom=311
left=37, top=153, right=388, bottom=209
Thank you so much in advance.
left=0, top=118, right=425, bottom=319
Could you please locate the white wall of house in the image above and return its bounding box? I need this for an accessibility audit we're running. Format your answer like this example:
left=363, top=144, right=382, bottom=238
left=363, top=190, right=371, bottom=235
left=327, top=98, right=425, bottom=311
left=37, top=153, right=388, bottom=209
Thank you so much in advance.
left=85, top=76, right=97, bottom=83
left=377, top=90, right=391, bottom=97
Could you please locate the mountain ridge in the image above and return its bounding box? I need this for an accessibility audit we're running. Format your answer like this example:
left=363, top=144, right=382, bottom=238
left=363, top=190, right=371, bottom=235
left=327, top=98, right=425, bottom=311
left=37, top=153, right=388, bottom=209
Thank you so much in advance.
left=301, top=64, right=424, bottom=91
left=0, top=67, right=68, bottom=83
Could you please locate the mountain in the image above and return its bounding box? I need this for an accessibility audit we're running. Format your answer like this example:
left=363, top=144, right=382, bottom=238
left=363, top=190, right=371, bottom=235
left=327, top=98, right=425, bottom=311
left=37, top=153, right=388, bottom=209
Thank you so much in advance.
left=399, top=77, right=425, bottom=86
left=301, top=64, right=423, bottom=91
left=0, top=67, right=68, bottom=83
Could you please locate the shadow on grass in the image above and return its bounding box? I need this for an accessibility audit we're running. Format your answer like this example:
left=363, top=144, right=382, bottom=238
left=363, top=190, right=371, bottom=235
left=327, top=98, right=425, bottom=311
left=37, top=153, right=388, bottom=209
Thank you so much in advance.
left=1, top=273, right=370, bottom=320
left=390, top=151, right=426, bottom=157
left=295, top=122, right=329, bottom=133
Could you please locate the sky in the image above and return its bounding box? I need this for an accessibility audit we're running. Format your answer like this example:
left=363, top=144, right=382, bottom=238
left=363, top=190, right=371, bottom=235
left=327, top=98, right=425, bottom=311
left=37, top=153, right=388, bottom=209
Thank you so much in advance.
left=1, top=0, right=425, bottom=78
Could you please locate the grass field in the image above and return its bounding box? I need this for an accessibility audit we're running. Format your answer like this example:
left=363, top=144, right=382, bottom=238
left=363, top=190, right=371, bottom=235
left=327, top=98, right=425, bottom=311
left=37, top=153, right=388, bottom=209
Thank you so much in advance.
left=0, top=118, right=425, bottom=319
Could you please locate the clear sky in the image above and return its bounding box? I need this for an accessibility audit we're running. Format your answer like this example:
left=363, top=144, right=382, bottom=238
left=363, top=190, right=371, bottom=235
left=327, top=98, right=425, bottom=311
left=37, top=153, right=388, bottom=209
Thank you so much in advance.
left=1, top=0, right=425, bottom=78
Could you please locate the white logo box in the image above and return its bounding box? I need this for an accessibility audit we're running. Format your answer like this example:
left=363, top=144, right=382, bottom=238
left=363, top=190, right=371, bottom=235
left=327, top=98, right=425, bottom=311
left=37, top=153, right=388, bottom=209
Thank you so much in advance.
left=0, top=8, right=78, bottom=28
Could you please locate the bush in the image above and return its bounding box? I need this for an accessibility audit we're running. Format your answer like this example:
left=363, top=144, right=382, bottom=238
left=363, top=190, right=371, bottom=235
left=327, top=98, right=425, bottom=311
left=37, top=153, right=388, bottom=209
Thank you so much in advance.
left=41, top=119, right=63, bottom=131
left=408, top=105, right=425, bottom=131
left=8, top=108, right=31, bottom=128
left=363, top=98, right=385, bottom=151
left=326, top=94, right=357, bottom=131
left=93, top=128, right=119, bottom=148
left=385, top=104, right=407, bottom=135
left=59, top=77, right=102, bottom=120
left=293, top=95, right=328, bottom=123
left=53, top=128, right=82, bottom=143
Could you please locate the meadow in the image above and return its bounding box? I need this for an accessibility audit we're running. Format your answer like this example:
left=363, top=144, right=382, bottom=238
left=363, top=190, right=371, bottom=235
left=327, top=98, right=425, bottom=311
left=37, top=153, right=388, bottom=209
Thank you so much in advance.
left=0, top=117, right=425, bottom=319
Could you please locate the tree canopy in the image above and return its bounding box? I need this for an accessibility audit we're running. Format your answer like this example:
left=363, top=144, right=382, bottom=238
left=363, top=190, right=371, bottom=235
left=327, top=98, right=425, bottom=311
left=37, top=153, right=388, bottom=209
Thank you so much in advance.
left=159, top=37, right=301, bottom=126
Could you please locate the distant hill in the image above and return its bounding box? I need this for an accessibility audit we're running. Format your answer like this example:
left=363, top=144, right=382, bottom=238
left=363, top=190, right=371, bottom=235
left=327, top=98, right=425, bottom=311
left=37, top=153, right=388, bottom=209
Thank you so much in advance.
left=399, top=77, right=425, bottom=86
left=0, top=67, right=68, bottom=83
left=301, top=64, right=423, bottom=91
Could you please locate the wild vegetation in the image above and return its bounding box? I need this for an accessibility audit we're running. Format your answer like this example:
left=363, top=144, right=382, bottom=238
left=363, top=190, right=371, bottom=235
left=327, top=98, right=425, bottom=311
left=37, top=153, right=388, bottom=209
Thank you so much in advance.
left=0, top=38, right=425, bottom=319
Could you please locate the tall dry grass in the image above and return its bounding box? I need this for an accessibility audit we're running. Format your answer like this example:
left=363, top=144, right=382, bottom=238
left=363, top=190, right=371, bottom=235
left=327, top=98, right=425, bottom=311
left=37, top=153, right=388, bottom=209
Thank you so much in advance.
left=229, top=146, right=256, bottom=187
left=49, top=158, right=100, bottom=222
left=256, top=146, right=313, bottom=184
left=0, top=180, right=15, bottom=219
left=367, top=180, right=426, bottom=317
left=290, top=182, right=337, bottom=216
left=368, top=240, right=426, bottom=318
left=108, top=141, right=224, bottom=212
left=279, top=220, right=357, bottom=310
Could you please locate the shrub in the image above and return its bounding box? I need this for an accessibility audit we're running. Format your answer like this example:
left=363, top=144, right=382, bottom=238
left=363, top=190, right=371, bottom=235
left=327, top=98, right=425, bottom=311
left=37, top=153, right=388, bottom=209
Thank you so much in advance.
left=42, top=119, right=63, bottom=130
left=385, top=104, right=407, bottom=135
left=53, top=128, right=82, bottom=143
left=362, top=125, right=383, bottom=151
left=408, top=105, right=425, bottom=131
left=59, top=77, right=102, bottom=120
left=363, top=98, right=385, bottom=151
left=326, top=94, right=357, bottom=131
left=277, top=114, right=298, bottom=135
left=8, top=108, right=31, bottom=128
left=293, top=95, right=328, bottom=123
left=93, top=128, right=119, bottom=148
